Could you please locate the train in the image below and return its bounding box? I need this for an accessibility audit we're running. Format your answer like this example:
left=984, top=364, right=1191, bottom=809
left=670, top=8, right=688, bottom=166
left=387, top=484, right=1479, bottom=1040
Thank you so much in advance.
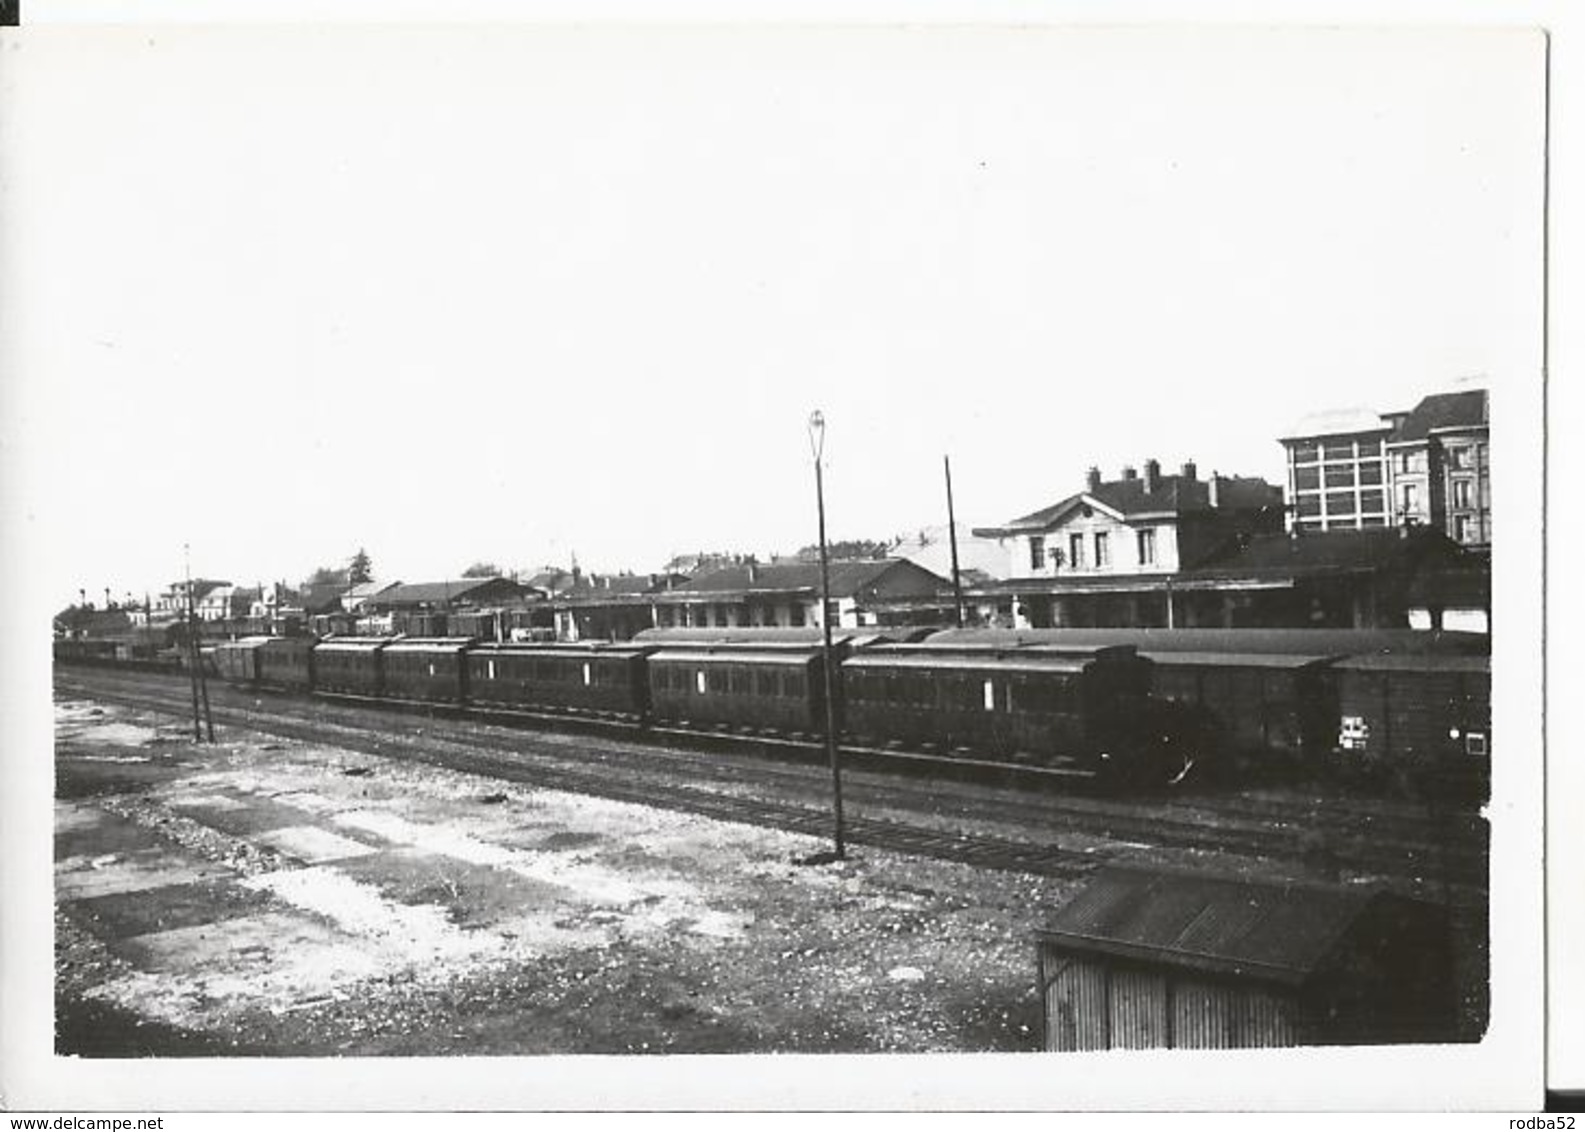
left=57, top=626, right=1490, bottom=797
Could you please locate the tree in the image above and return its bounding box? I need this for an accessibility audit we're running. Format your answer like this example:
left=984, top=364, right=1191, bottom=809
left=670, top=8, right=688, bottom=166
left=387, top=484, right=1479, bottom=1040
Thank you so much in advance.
left=304, top=564, right=346, bottom=588
left=461, top=561, right=503, bottom=579
left=795, top=538, right=894, bottom=562
left=348, top=548, right=373, bottom=585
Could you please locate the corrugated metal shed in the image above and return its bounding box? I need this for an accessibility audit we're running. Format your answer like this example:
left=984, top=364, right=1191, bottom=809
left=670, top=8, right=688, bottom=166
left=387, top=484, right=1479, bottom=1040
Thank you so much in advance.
left=1037, top=865, right=1453, bottom=1050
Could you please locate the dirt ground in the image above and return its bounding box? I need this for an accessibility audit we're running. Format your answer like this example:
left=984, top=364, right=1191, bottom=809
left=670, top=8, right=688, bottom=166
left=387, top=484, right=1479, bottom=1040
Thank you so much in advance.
left=54, top=698, right=1082, bottom=1056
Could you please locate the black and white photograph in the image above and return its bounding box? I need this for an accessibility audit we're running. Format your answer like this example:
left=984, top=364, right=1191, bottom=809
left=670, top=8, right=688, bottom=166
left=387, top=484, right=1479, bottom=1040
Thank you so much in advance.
left=0, top=4, right=1564, bottom=1115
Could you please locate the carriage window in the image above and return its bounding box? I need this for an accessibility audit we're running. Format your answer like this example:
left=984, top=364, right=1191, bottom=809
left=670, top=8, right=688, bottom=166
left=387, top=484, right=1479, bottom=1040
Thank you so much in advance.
left=1466, top=732, right=1487, bottom=757
left=427, top=662, right=436, bottom=678
left=487, top=660, right=496, bottom=680
left=696, top=670, right=707, bottom=695
left=983, top=679, right=995, bottom=711
left=582, top=662, right=592, bottom=686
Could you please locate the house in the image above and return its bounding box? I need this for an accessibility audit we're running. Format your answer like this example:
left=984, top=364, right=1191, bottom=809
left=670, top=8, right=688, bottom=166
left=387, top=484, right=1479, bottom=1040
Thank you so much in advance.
left=971, top=459, right=1285, bottom=628
left=1279, top=385, right=1490, bottom=549
left=650, top=558, right=953, bottom=631
left=543, top=571, right=689, bottom=642
left=359, top=577, right=534, bottom=637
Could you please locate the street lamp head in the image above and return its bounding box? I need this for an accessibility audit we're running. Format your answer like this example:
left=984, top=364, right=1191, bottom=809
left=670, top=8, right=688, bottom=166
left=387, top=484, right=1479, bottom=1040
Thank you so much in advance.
left=807, top=409, right=826, bottom=460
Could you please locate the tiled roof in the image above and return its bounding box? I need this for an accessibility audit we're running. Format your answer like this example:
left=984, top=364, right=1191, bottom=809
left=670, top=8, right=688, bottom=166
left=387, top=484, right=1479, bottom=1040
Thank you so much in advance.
left=981, top=474, right=1281, bottom=535
left=1389, top=389, right=1488, bottom=443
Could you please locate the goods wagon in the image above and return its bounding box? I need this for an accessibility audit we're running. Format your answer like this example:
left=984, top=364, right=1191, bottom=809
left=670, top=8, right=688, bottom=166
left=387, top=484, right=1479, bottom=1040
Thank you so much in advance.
left=646, top=640, right=843, bottom=734
left=1333, top=652, right=1491, bottom=795
left=312, top=637, right=394, bottom=698
left=256, top=636, right=316, bottom=692
left=382, top=637, right=473, bottom=705
left=212, top=637, right=271, bottom=683
left=840, top=641, right=1154, bottom=775
left=465, top=642, right=652, bottom=717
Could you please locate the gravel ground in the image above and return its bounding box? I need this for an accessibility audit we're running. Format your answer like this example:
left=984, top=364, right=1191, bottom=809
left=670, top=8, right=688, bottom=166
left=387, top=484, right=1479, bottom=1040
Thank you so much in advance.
left=55, top=697, right=1079, bottom=1056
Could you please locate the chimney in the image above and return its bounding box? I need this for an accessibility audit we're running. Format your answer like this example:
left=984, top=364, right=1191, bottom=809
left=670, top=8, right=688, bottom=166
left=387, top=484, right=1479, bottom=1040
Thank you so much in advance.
left=747, top=563, right=758, bottom=584
left=1143, top=458, right=1161, bottom=493
left=1121, top=465, right=1137, bottom=481
left=1181, top=460, right=1198, bottom=481
left=1208, top=473, right=1221, bottom=508
left=1086, top=466, right=1102, bottom=492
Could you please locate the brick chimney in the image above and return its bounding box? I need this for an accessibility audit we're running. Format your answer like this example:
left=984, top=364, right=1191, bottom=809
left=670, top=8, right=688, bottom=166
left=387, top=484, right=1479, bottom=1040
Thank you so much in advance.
left=1086, top=466, right=1102, bottom=493
left=1143, top=458, right=1160, bottom=493
left=1181, top=459, right=1198, bottom=481
left=1121, top=465, right=1137, bottom=481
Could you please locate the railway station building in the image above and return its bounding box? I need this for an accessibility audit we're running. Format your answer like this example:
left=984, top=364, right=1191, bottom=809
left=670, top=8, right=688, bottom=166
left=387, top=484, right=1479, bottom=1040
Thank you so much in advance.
left=648, top=558, right=954, bottom=632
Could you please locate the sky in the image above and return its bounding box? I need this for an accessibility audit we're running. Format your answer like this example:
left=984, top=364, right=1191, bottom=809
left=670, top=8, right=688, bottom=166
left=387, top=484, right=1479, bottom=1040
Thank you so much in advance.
left=4, top=23, right=1546, bottom=609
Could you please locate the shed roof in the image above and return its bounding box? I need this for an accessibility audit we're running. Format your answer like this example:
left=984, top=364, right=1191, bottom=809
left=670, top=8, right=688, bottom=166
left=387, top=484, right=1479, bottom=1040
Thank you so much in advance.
left=1185, top=527, right=1465, bottom=579
left=369, top=578, right=526, bottom=607
left=663, top=558, right=943, bottom=599
left=1038, top=865, right=1400, bottom=986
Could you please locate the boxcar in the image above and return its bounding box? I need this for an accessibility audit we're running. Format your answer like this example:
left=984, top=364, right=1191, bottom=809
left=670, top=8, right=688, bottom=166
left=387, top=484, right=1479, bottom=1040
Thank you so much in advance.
left=840, top=642, right=1153, bottom=773
left=312, top=637, right=394, bottom=698
left=257, top=636, right=316, bottom=692
left=212, top=637, right=271, bottom=684
left=923, top=628, right=1488, bottom=772
left=382, top=638, right=473, bottom=706
left=465, top=642, right=652, bottom=717
left=1332, top=652, right=1491, bottom=793
left=646, top=641, right=841, bottom=734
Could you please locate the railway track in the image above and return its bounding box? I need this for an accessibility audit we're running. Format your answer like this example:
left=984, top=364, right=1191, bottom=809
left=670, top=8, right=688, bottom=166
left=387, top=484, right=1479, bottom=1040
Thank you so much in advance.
left=55, top=666, right=1488, bottom=890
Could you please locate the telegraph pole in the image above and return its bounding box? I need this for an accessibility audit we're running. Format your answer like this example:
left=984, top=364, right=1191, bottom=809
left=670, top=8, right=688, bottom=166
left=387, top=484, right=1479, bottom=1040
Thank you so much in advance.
left=808, top=410, right=845, bottom=861
left=184, top=544, right=215, bottom=742
left=944, top=454, right=965, bottom=629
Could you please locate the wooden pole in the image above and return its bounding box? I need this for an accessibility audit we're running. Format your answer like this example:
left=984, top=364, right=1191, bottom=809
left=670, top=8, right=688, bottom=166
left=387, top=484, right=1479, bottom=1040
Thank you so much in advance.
left=944, top=454, right=965, bottom=628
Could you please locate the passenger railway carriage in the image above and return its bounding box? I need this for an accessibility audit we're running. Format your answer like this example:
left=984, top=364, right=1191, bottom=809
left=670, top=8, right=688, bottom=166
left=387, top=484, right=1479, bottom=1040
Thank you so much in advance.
left=841, top=640, right=1157, bottom=776
left=646, top=639, right=843, bottom=735
left=465, top=641, right=653, bottom=717
left=382, top=637, right=474, bottom=705
left=68, top=622, right=1490, bottom=797
left=312, top=636, right=394, bottom=698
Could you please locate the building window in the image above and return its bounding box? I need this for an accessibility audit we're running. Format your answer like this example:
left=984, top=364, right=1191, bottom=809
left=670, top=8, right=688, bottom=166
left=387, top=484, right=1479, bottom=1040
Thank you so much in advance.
left=1094, top=531, right=1110, bottom=568
left=1292, top=442, right=1319, bottom=463
left=1359, top=462, right=1383, bottom=485
left=1068, top=533, right=1085, bottom=569
left=1137, top=528, right=1156, bottom=565
left=1325, top=465, right=1356, bottom=488
left=1449, top=447, right=1471, bottom=470
left=1029, top=535, right=1046, bottom=571
left=1296, top=495, right=1322, bottom=517
left=1401, top=483, right=1420, bottom=515
left=1453, top=479, right=1473, bottom=509
left=1325, top=491, right=1354, bottom=515
left=1294, top=466, right=1320, bottom=491
left=1359, top=489, right=1385, bottom=514
left=1455, top=515, right=1475, bottom=542
left=1394, top=449, right=1428, bottom=475
left=1323, top=441, right=1355, bottom=461
left=1358, top=438, right=1382, bottom=457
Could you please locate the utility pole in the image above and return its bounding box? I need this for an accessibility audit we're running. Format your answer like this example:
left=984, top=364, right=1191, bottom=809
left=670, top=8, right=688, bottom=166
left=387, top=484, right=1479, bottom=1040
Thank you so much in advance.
left=808, top=410, right=845, bottom=861
left=944, top=454, right=965, bottom=629
left=184, top=544, right=215, bottom=742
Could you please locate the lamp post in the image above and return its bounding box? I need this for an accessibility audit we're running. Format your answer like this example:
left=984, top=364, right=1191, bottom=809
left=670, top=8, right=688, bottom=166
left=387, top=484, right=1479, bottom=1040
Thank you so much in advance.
left=808, top=410, right=846, bottom=860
